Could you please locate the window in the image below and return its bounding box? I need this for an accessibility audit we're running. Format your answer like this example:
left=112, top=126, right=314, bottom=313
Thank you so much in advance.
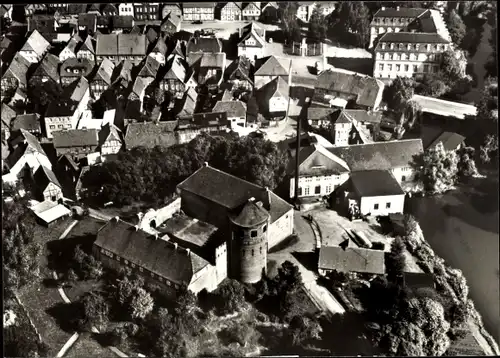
left=263, top=225, right=267, bottom=233
left=124, top=259, right=128, bottom=265
left=166, top=280, right=171, bottom=286
left=326, top=185, right=332, bottom=193
left=49, top=125, right=55, bottom=129
left=424, top=65, right=429, bottom=73
left=386, top=202, right=391, bottom=209
left=413, top=65, right=418, bottom=72
left=58, top=124, right=63, bottom=129
left=251, top=230, right=257, bottom=238
left=260, top=246, right=263, bottom=254
left=304, top=187, right=310, bottom=196
left=388, top=53, right=393, bottom=60
left=401, top=53, right=406, bottom=60
left=251, top=249, right=254, bottom=257
left=396, top=64, right=401, bottom=71
left=374, top=203, right=379, bottom=210
left=139, top=267, right=143, bottom=272
left=404, top=64, right=409, bottom=71
left=388, top=64, right=393, bottom=71
left=402, top=175, right=406, bottom=182
left=315, top=185, right=321, bottom=194
left=131, top=263, right=136, bottom=268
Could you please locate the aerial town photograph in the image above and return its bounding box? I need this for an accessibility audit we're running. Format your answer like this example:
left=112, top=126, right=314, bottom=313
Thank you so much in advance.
left=1, top=1, right=498, bottom=357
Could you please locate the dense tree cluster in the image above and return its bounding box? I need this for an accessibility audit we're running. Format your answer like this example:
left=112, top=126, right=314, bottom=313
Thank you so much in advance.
left=72, top=245, right=103, bottom=280
left=383, top=77, right=421, bottom=130
left=277, top=2, right=301, bottom=44
left=385, top=237, right=406, bottom=284
left=81, top=133, right=290, bottom=206
left=327, top=2, right=371, bottom=48
left=411, top=142, right=458, bottom=193
left=446, top=9, right=467, bottom=45
left=2, top=199, right=42, bottom=292
left=115, top=275, right=154, bottom=320
left=78, top=290, right=110, bottom=331
left=308, top=4, right=328, bottom=42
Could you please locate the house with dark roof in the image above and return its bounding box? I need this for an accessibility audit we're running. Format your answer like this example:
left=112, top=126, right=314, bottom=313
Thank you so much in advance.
left=318, top=244, right=385, bottom=276
left=174, top=87, right=198, bottom=120
left=225, top=56, right=253, bottom=91
left=286, top=143, right=350, bottom=199
left=256, top=76, right=289, bottom=120
left=53, top=129, right=99, bottom=159
left=315, top=109, right=372, bottom=147
left=137, top=56, right=161, bottom=80
left=2, top=129, right=52, bottom=184
left=27, top=14, right=60, bottom=35
left=198, top=52, right=226, bottom=87
left=95, top=33, right=147, bottom=65
left=59, top=35, right=82, bottom=62
left=94, top=217, right=222, bottom=297
left=186, top=37, right=223, bottom=65
left=333, top=170, right=406, bottom=216
left=237, top=22, right=266, bottom=61
left=124, top=121, right=179, bottom=150
left=31, top=164, right=63, bottom=202
left=177, top=112, right=230, bottom=144
left=98, top=122, right=122, bottom=155
left=148, top=36, right=168, bottom=65
left=1, top=53, right=31, bottom=96
left=127, top=76, right=155, bottom=115
left=102, top=3, right=118, bottom=16
left=78, top=13, right=98, bottom=33
left=11, top=114, right=42, bottom=137
left=328, top=138, right=423, bottom=185
left=59, top=57, right=94, bottom=87
left=76, top=35, right=96, bottom=62
left=313, top=69, right=384, bottom=111
left=254, top=55, right=292, bottom=89
left=18, top=30, right=51, bottom=63
left=45, top=77, right=91, bottom=139
left=29, top=53, right=61, bottom=86
left=160, top=12, right=181, bottom=35
left=159, top=54, right=197, bottom=99
left=213, top=100, right=247, bottom=127
left=177, top=162, right=294, bottom=249
left=427, top=131, right=465, bottom=152
left=88, top=57, right=114, bottom=99
left=1, top=104, right=16, bottom=141
left=109, top=15, right=135, bottom=33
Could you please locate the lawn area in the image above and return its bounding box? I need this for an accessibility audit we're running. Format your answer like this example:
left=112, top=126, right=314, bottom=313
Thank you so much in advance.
left=17, top=218, right=76, bottom=356
left=66, top=217, right=107, bottom=241
left=65, top=333, right=110, bottom=358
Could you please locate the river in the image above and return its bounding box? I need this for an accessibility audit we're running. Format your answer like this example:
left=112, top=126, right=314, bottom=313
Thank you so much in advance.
left=406, top=169, right=499, bottom=344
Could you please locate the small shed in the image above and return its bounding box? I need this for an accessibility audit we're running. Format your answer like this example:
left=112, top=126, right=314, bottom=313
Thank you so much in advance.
left=31, top=200, right=71, bottom=227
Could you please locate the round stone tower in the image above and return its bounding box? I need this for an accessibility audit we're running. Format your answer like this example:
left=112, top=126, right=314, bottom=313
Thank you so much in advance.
left=229, top=197, right=270, bottom=284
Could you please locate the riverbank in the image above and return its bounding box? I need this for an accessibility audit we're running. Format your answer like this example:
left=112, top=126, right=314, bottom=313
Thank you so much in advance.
left=407, top=170, right=499, bottom=349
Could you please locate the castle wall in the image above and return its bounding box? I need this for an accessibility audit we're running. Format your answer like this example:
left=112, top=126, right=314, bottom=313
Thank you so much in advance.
left=268, top=207, right=294, bottom=248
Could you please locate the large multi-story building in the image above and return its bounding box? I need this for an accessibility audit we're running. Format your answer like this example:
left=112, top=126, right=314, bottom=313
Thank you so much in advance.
left=217, top=1, right=242, bottom=21
left=182, top=2, right=215, bottom=21
left=95, top=34, right=147, bottom=65
left=133, top=2, right=160, bottom=21
left=373, top=32, right=450, bottom=81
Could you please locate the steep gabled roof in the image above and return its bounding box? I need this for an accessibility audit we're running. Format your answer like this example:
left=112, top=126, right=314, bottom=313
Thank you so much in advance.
left=254, top=55, right=291, bottom=76
left=288, top=143, right=350, bottom=176
left=60, top=35, right=81, bottom=56
left=66, top=77, right=89, bottom=103
left=32, top=53, right=61, bottom=82
left=258, top=76, right=289, bottom=100
left=319, top=245, right=385, bottom=275
left=427, top=131, right=466, bottom=151
left=1, top=104, right=16, bottom=127
left=377, top=32, right=449, bottom=45
left=150, top=36, right=168, bottom=55
left=124, top=122, right=178, bottom=149
left=350, top=170, right=405, bottom=197
left=238, top=25, right=265, bottom=48
left=33, top=164, right=62, bottom=190
left=98, top=122, right=122, bottom=146
left=162, top=54, right=188, bottom=82
left=200, top=52, right=225, bottom=68
left=53, top=129, right=99, bottom=148
left=225, top=56, right=253, bottom=84
left=95, top=219, right=210, bottom=286
left=162, top=12, right=181, bottom=30
left=21, top=30, right=50, bottom=57
left=137, top=56, right=160, bottom=78
left=78, top=35, right=95, bottom=54
left=213, top=100, right=247, bottom=118
left=2, top=53, right=31, bottom=86
left=11, top=114, right=41, bottom=133
left=92, top=57, right=115, bottom=85
left=372, top=7, right=427, bottom=19
left=328, top=139, right=424, bottom=171
left=315, top=69, right=384, bottom=109
left=186, top=37, right=223, bottom=54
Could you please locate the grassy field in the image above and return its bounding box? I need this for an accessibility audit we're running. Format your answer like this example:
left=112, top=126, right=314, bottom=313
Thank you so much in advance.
left=17, top=218, right=75, bottom=356
left=65, top=333, right=110, bottom=358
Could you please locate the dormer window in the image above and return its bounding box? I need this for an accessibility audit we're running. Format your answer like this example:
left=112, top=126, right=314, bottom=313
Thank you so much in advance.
left=407, top=43, right=411, bottom=50
left=381, top=43, right=386, bottom=49
left=415, top=44, right=419, bottom=50
left=426, top=44, right=431, bottom=51
left=399, top=43, right=403, bottom=49
left=390, top=43, right=394, bottom=49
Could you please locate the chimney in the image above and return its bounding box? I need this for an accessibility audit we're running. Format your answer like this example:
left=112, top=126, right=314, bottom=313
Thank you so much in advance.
left=154, top=233, right=158, bottom=240
left=113, top=216, right=119, bottom=222
left=381, top=6, right=385, bottom=11
left=256, top=201, right=263, bottom=207
left=411, top=29, right=416, bottom=33
left=134, top=225, right=139, bottom=231
left=186, top=248, right=190, bottom=255
left=137, top=212, right=143, bottom=220
left=396, top=6, right=400, bottom=11
left=248, top=197, right=255, bottom=202
left=203, top=162, right=209, bottom=167
left=174, top=242, right=178, bottom=249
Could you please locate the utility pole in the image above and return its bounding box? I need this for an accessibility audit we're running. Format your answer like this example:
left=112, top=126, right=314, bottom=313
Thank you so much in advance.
left=294, top=104, right=302, bottom=205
